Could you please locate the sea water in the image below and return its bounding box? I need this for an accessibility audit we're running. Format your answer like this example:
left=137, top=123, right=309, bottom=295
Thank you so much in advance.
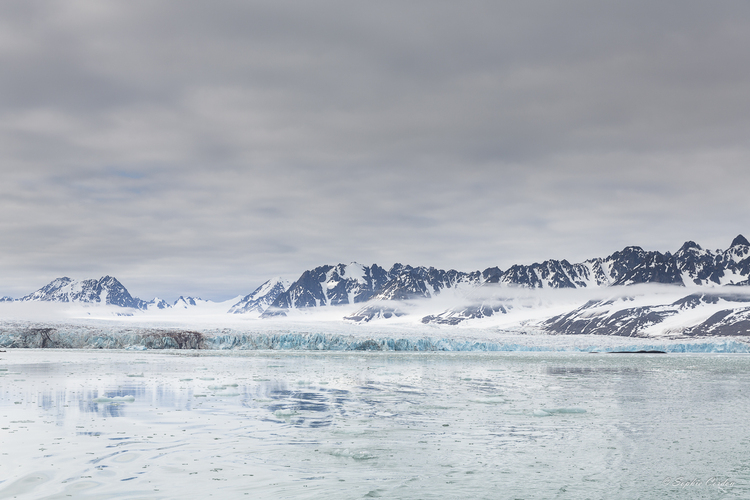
left=1, top=349, right=749, bottom=499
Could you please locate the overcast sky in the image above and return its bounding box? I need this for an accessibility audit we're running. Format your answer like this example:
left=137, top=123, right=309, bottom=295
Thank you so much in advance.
left=2, top=0, right=750, bottom=301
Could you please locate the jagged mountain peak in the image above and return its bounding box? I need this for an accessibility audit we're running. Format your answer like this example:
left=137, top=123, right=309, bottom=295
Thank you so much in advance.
left=619, top=246, right=645, bottom=253
left=9, top=234, right=750, bottom=325
left=20, top=275, right=147, bottom=309
left=147, top=297, right=171, bottom=310
left=677, top=241, right=702, bottom=253
left=481, top=266, right=503, bottom=283
left=731, top=234, right=750, bottom=248
left=376, top=272, right=431, bottom=300
left=50, top=276, right=73, bottom=285
left=174, top=296, right=203, bottom=307
left=264, top=263, right=397, bottom=314
left=229, top=277, right=290, bottom=314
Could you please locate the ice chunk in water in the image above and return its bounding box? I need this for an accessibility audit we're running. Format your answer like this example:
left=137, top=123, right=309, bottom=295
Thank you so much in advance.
left=542, top=408, right=587, bottom=414
left=328, top=449, right=377, bottom=461
left=93, top=396, right=135, bottom=403
left=274, top=409, right=298, bottom=418
left=532, top=410, right=551, bottom=417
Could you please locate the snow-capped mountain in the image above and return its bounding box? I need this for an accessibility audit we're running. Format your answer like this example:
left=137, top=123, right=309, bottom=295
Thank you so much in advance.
left=269, top=236, right=750, bottom=321
left=264, top=262, right=479, bottom=317
left=228, top=277, right=290, bottom=314
left=420, top=303, right=510, bottom=325
left=172, top=296, right=210, bottom=309
left=340, top=266, right=479, bottom=322
left=475, top=237, right=750, bottom=290
left=146, top=297, right=171, bottom=310
left=6, top=234, right=750, bottom=337
left=417, top=236, right=750, bottom=326
left=20, top=276, right=148, bottom=309
left=266, top=263, right=390, bottom=311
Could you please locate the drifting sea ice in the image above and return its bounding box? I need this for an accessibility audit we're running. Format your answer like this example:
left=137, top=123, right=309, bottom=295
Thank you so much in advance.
left=1, top=349, right=749, bottom=499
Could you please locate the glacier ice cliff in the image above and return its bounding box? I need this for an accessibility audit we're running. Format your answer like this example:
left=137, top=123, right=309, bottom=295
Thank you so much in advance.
left=1, top=322, right=748, bottom=353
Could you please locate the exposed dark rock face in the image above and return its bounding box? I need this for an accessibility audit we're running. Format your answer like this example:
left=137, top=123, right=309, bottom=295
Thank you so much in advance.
left=543, top=299, right=678, bottom=337
left=498, top=259, right=595, bottom=288
left=481, top=267, right=502, bottom=283
left=343, top=303, right=407, bottom=323
left=540, top=292, right=750, bottom=337
left=268, top=262, right=479, bottom=317
left=173, top=296, right=200, bottom=307
left=731, top=234, right=750, bottom=247
left=683, top=308, right=750, bottom=337
left=422, top=303, right=508, bottom=325
left=375, top=271, right=432, bottom=300
left=614, top=252, right=684, bottom=286
left=671, top=293, right=750, bottom=310
left=147, top=298, right=171, bottom=310
left=600, top=246, right=648, bottom=284
left=270, top=263, right=392, bottom=310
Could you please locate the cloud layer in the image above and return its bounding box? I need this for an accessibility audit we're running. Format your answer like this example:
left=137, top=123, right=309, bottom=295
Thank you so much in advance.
left=2, top=1, right=750, bottom=300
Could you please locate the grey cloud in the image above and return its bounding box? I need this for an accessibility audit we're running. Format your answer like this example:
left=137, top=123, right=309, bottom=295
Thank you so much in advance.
left=1, top=0, right=750, bottom=300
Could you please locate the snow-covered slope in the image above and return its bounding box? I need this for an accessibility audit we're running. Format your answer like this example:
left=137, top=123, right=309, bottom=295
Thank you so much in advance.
left=5, top=235, right=750, bottom=339
left=543, top=290, right=750, bottom=337
left=228, top=277, right=290, bottom=315
left=20, top=276, right=147, bottom=309
left=146, top=298, right=171, bottom=310
left=172, top=296, right=210, bottom=309
left=265, top=263, right=391, bottom=313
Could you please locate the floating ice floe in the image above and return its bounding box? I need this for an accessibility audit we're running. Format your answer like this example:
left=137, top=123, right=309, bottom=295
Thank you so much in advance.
left=93, top=396, right=135, bottom=403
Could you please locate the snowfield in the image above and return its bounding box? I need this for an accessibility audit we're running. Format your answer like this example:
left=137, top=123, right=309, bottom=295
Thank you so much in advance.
left=2, top=285, right=750, bottom=352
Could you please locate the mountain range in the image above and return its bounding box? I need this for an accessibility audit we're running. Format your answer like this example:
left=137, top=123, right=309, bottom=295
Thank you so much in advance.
left=5, top=235, right=750, bottom=337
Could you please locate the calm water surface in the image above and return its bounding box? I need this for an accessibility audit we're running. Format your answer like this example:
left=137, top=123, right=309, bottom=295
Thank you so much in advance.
left=1, top=349, right=749, bottom=499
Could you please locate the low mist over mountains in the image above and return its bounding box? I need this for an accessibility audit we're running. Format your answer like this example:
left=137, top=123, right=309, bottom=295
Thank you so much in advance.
left=5, top=235, right=750, bottom=337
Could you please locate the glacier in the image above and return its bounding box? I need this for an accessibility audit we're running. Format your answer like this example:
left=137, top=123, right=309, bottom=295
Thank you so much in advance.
left=1, top=321, right=748, bottom=353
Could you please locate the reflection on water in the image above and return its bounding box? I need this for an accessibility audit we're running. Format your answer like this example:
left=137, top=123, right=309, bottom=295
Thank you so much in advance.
left=545, top=365, right=645, bottom=375
left=1, top=351, right=749, bottom=499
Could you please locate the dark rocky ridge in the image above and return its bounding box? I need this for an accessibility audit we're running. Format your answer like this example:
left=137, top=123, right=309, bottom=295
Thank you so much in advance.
left=275, top=235, right=750, bottom=320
